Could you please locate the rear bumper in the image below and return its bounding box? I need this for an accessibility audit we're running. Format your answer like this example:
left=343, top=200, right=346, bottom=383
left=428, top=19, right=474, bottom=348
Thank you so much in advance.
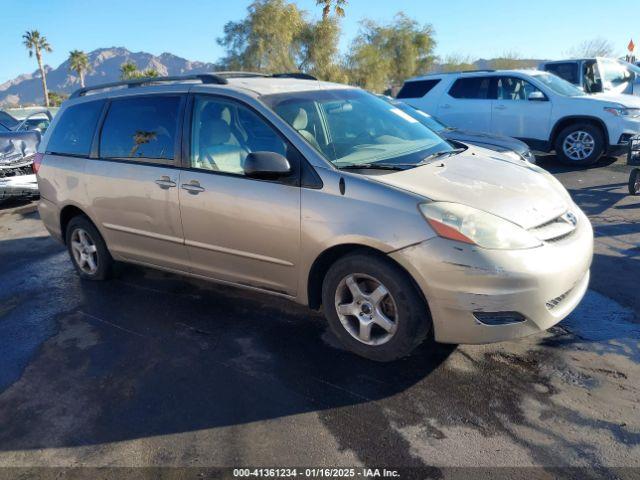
left=390, top=207, right=593, bottom=344
left=0, top=174, right=39, bottom=200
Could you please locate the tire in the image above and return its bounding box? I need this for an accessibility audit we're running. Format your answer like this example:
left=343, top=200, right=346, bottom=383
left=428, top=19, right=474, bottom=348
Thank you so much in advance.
left=554, top=123, right=604, bottom=166
left=65, top=215, right=113, bottom=281
left=630, top=168, right=640, bottom=195
left=321, top=252, right=431, bottom=362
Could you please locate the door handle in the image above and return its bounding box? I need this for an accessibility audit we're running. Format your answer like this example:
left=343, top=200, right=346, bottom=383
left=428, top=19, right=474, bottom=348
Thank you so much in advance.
left=181, top=180, right=205, bottom=194
left=440, top=104, right=451, bottom=109
left=494, top=104, right=507, bottom=110
left=155, top=176, right=176, bottom=189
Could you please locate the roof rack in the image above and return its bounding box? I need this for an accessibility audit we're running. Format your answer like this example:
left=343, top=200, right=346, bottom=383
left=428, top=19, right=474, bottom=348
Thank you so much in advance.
left=272, top=72, right=318, bottom=80
left=218, top=71, right=318, bottom=81
left=69, top=74, right=229, bottom=98
left=216, top=71, right=269, bottom=78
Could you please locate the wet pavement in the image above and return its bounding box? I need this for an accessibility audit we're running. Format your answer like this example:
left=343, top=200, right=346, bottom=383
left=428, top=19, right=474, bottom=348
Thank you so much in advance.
left=0, top=156, right=639, bottom=477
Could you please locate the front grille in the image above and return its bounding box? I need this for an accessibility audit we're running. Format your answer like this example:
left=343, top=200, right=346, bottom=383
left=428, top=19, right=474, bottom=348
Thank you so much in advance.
left=528, top=211, right=578, bottom=242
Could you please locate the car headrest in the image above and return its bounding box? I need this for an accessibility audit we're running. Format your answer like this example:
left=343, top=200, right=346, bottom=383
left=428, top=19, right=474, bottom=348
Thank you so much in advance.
left=291, top=108, right=308, bottom=130
left=201, top=119, right=231, bottom=145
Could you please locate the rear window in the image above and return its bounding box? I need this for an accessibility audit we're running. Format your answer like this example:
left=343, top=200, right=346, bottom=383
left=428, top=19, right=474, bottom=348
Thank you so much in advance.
left=46, top=101, right=104, bottom=156
left=545, top=63, right=579, bottom=85
left=448, top=77, right=493, bottom=99
left=100, top=96, right=181, bottom=161
left=396, top=79, right=441, bottom=99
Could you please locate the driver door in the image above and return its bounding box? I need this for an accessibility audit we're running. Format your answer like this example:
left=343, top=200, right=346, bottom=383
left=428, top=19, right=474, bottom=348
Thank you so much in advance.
left=178, top=95, right=301, bottom=296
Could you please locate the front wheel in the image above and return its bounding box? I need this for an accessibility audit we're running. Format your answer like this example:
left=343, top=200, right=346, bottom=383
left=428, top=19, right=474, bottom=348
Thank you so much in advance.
left=630, top=168, right=640, bottom=195
left=554, top=124, right=604, bottom=166
left=321, top=253, right=431, bottom=362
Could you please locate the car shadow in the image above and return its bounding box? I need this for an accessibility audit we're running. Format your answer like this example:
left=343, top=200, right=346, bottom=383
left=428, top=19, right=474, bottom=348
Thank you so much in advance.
left=0, top=238, right=456, bottom=452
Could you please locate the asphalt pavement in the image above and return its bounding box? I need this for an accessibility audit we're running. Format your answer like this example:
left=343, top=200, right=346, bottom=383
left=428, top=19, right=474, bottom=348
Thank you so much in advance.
left=0, top=155, right=638, bottom=478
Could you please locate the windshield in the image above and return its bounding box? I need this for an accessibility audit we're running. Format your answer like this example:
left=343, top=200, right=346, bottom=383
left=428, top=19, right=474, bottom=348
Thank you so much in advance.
left=532, top=72, right=586, bottom=97
left=264, top=89, right=453, bottom=168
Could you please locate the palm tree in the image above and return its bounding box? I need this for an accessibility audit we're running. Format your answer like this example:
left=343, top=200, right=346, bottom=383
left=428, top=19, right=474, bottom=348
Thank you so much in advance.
left=69, top=50, right=90, bottom=88
left=316, top=0, right=347, bottom=20
left=23, top=30, right=53, bottom=107
left=120, top=61, right=138, bottom=80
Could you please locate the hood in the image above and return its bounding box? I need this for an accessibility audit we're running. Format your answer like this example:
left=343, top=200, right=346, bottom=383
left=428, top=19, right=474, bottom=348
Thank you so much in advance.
left=442, top=129, right=529, bottom=154
left=582, top=92, right=640, bottom=108
left=365, top=146, right=570, bottom=230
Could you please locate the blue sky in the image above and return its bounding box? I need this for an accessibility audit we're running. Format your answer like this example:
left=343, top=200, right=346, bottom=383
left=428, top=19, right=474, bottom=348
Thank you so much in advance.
left=1, top=0, right=635, bottom=84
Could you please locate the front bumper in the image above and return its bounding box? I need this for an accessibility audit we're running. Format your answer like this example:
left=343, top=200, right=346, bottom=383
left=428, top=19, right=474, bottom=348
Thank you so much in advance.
left=390, top=207, right=593, bottom=344
left=0, top=173, right=39, bottom=200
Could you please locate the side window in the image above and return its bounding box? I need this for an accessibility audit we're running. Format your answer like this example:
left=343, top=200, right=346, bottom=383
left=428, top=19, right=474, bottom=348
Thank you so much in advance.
left=396, top=79, right=441, bottom=99
left=545, top=63, right=579, bottom=84
left=100, top=96, right=180, bottom=162
left=496, top=77, right=542, bottom=101
left=191, top=97, right=287, bottom=176
left=448, top=77, right=492, bottom=99
left=46, top=100, right=104, bottom=156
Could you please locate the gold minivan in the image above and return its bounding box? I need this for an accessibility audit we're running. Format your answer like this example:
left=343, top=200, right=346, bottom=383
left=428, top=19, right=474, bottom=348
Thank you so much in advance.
left=35, top=74, right=593, bottom=361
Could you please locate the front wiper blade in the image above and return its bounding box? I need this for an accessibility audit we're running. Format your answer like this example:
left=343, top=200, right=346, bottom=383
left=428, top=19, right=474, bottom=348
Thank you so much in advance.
left=418, top=148, right=465, bottom=165
left=336, top=163, right=408, bottom=170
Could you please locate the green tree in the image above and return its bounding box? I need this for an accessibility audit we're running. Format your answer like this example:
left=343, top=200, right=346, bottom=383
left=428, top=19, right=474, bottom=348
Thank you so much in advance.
left=69, top=50, right=90, bottom=88
left=120, top=61, right=138, bottom=80
left=298, top=17, right=346, bottom=81
left=48, top=91, right=69, bottom=107
left=23, top=30, right=53, bottom=107
left=217, top=0, right=305, bottom=72
left=316, top=0, right=346, bottom=20
left=347, top=13, right=436, bottom=92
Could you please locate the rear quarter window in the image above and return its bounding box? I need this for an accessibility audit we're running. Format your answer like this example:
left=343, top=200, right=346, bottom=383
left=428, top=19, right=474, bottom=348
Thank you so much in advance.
left=45, top=100, right=105, bottom=156
left=396, top=79, right=441, bottom=99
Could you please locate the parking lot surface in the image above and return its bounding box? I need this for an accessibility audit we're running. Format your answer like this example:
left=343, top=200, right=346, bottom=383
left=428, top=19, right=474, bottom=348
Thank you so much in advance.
left=0, top=156, right=639, bottom=476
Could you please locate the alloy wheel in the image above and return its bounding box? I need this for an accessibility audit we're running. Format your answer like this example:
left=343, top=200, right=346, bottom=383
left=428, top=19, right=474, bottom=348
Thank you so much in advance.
left=562, top=131, right=595, bottom=161
left=334, top=273, right=398, bottom=346
left=70, top=228, right=99, bottom=275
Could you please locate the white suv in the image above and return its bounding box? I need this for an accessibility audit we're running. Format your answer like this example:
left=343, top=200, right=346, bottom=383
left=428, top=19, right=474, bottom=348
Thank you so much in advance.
left=398, top=69, right=640, bottom=165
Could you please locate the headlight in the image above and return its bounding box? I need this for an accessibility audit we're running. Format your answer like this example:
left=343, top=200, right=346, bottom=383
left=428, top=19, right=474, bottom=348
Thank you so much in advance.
left=419, top=202, right=542, bottom=250
left=604, top=106, right=640, bottom=118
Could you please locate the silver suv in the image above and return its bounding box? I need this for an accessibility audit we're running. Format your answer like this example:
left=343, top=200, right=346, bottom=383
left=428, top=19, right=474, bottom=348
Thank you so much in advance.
left=35, top=73, right=593, bottom=361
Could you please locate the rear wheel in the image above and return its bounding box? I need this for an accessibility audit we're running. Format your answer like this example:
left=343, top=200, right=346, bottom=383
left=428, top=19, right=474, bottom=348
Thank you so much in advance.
left=554, top=123, right=604, bottom=166
left=630, top=168, right=640, bottom=195
left=321, top=253, right=431, bottom=362
left=65, top=216, right=113, bottom=280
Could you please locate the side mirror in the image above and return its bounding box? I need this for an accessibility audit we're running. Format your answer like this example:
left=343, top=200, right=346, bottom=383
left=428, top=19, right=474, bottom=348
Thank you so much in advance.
left=243, top=151, right=291, bottom=179
left=528, top=91, right=547, bottom=101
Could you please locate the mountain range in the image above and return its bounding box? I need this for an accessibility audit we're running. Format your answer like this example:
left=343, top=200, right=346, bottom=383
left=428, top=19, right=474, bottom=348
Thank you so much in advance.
left=0, top=47, right=549, bottom=106
left=0, top=47, right=216, bottom=106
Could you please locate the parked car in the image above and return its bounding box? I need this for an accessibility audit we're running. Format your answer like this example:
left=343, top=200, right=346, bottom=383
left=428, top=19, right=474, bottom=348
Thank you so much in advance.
left=540, top=58, right=640, bottom=96
left=35, top=74, right=593, bottom=361
left=0, top=109, right=53, bottom=133
left=381, top=96, right=535, bottom=163
left=0, top=130, right=41, bottom=201
left=398, top=69, right=640, bottom=165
